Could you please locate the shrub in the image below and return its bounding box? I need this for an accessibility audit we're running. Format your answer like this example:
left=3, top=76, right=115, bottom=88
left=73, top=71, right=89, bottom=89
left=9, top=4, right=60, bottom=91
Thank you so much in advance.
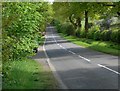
left=65, top=24, right=75, bottom=36
left=51, top=19, right=62, bottom=33
left=106, top=30, right=112, bottom=41
left=88, top=22, right=93, bottom=29
left=100, top=30, right=111, bottom=41
left=87, top=29, right=96, bottom=39
left=80, top=30, right=86, bottom=38
left=60, top=23, right=67, bottom=33
left=56, top=23, right=62, bottom=33
left=75, top=28, right=81, bottom=38
left=59, top=23, right=75, bottom=36
left=94, top=30, right=101, bottom=40
left=87, top=25, right=99, bottom=39
left=111, top=30, right=120, bottom=43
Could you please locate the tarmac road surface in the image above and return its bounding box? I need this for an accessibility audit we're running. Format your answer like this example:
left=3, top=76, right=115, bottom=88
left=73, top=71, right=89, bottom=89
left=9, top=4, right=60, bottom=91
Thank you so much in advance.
left=44, top=26, right=119, bottom=89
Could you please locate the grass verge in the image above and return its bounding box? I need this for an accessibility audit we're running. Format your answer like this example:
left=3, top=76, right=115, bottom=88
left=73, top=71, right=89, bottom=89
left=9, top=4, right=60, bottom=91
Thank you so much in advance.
left=3, top=58, right=58, bottom=89
left=59, top=33, right=119, bottom=56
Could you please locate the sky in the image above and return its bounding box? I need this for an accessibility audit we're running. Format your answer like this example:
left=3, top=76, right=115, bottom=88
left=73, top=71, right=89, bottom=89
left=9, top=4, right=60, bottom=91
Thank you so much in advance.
left=48, top=0, right=54, bottom=3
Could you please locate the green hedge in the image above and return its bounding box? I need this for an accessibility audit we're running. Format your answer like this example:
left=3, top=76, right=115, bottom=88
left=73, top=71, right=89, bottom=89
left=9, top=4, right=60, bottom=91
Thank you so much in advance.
left=100, top=30, right=111, bottom=41
left=87, top=26, right=99, bottom=39
left=75, top=28, right=81, bottom=38
left=54, top=21, right=75, bottom=36
left=64, top=23, right=75, bottom=36
left=54, top=20, right=119, bottom=44
left=80, top=30, right=86, bottom=38
left=111, top=30, right=119, bottom=43
left=94, top=30, right=101, bottom=40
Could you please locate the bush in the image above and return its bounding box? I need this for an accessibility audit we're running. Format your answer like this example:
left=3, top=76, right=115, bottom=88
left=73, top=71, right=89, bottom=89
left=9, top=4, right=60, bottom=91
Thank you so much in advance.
left=111, top=30, right=120, bottom=43
left=87, top=25, right=99, bottom=39
left=65, top=23, right=75, bottom=36
left=56, top=23, right=62, bottom=33
left=60, top=24, right=67, bottom=33
left=57, top=22, right=75, bottom=36
left=80, top=30, right=86, bottom=38
left=75, top=28, right=81, bottom=38
left=53, top=20, right=62, bottom=33
left=100, top=30, right=111, bottom=41
left=88, top=22, right=93, bottom=29
left=106, top=30, right=112, bottom=41
left=87, top=29, right=96, bottom=39
left=94, top=30, right=101, bottom=40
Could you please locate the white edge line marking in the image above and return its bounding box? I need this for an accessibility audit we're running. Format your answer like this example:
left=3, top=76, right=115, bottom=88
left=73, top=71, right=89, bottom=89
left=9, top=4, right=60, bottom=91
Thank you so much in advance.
left=97, top=64, right=120, bottom=75
left=43, top=35, right=68, bottom=89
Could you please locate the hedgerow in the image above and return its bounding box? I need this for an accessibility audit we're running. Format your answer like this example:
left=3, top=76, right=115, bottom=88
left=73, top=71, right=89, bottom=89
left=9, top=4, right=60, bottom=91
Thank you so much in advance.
left=2, top=2, right=53, bottom=61
left=53, top=19, right=119, bottom=44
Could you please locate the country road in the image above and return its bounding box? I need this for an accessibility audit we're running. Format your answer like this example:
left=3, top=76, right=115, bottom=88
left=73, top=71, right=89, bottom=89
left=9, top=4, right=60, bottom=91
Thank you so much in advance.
left=43, top=26, right=119, bottom=89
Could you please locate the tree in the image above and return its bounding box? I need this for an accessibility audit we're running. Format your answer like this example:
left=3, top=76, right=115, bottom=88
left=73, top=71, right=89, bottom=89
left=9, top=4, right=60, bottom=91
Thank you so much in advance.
left=53, top=2, right=115, bottom=34
left=2, top=2, right=54, bottom=61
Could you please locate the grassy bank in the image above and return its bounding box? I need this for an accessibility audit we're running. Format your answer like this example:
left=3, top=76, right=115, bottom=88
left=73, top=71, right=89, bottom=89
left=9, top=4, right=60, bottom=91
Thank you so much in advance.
left=59, top=33, right=119, bottom=56
left=3, top=58, right=58, bottom=89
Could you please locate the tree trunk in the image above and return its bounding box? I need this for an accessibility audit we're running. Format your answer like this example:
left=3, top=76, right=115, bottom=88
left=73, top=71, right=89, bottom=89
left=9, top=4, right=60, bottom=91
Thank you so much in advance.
left=77, top=17, right=81, bottom=28
left=85, top=10, right=88, bottom=33
left=69, top=15, right=77, bottom=29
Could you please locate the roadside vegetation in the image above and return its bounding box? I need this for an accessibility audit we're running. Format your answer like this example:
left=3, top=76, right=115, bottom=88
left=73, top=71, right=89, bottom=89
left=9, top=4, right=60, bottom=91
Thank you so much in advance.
left=60, top=33, right=119, bottom=55
left=52, top=2, right=120, bottom=56
left=3, top=58, right=58, bottom=89
left=2, top=2, right=57, bottom=89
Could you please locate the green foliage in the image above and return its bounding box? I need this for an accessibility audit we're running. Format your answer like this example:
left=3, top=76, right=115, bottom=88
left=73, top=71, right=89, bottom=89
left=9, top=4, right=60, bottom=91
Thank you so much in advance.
left=53, top=20, right=75, bottom=36
left=87, top=29, right=95, bottom=39
left=54, top=20, right=62, bottom=33
left=61, top=33, right=119, bottom=56
left=2, top=2, right=53, bottom=61
left=80, top=30, right=86, bottom=38
left=87, top=25, right=99, bottom=39
left=59, top=24, right=66, bottom=33
left=53, top=2, right=119, bottom=43
left=75, top=28, right=81, bottom=38
left=3, top=58, right=57, bottom=89
left=94, top=30, right=101, bottom=40
left=63, top=23, right=75, bottom=36
left=100, top=30, right=111, bottom=41
left=111, top=30, right=119, bottom=43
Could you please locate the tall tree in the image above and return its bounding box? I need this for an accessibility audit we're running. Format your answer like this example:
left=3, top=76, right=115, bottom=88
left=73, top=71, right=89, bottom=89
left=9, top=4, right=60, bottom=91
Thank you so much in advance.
left=53, top=2, right=118, bottom=35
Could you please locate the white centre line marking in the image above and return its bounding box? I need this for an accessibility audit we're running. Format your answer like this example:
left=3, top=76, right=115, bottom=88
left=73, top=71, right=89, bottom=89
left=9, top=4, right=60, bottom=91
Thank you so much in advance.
left=69, top=51, right=76, bottom=55
left=43, top=32, right=68, bottom=89
left=50, top=28, right=119, bottom=75
left=61, top=46, right=67, bottom=50
left=97, top=64, right=120, bottom=75
left=59, top=45, right=63, bottom=48
left=78, top=55, right=91, bottom=62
